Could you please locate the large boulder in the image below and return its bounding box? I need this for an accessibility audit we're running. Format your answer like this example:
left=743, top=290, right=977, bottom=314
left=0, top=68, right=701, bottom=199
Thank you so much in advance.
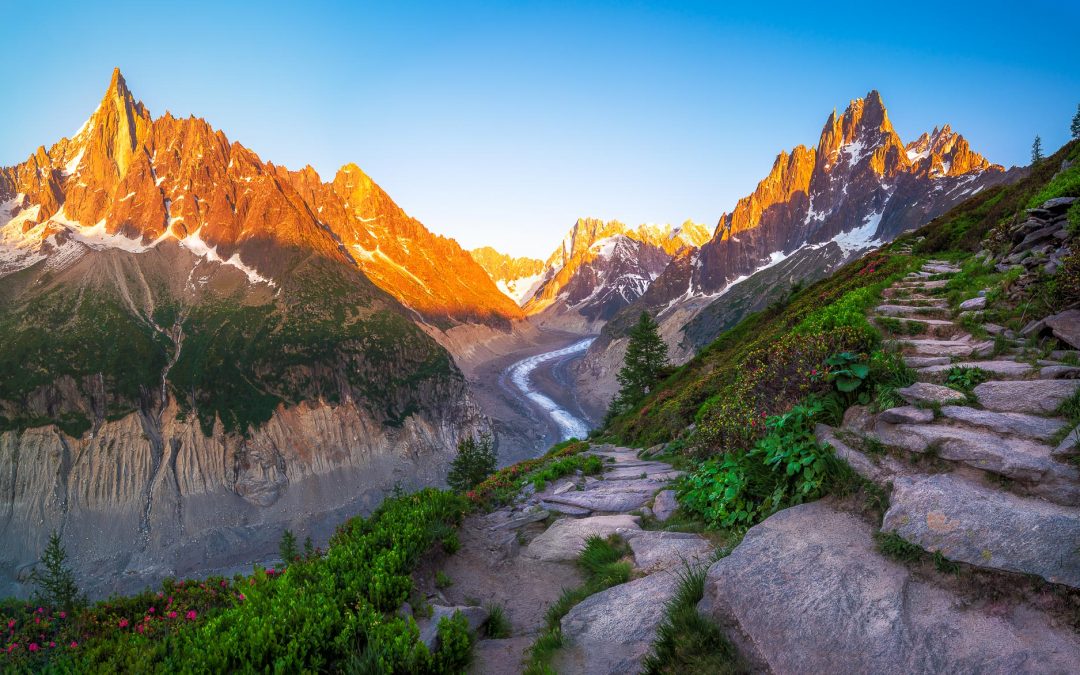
left=542, top=483, right=660, bottom=513
left=1044, top=310, right=1080, bottom=350
left=698, top=501, right=1080, bottom=673
left=883, top=474, right=1080, bottom=588
left=555, top=570, right=679, bottom=674
left=522, top=515, right=640, bottom=562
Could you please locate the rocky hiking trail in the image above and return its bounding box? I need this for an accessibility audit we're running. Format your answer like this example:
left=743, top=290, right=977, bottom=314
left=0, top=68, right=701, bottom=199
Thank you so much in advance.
left=419, top=445, right=712, bottom=674
left=706, top=254, right=1080, bottom=672
left=417, top=228, right=1080, bottom=673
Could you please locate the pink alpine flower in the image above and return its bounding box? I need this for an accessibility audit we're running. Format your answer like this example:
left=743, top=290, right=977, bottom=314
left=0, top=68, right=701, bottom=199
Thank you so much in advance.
left=168, top=611, right=177, bottom=619
left=237, top=593, right=246, bottom=601
left=28, top=643, right=39, bottom=652
left=148, top=607, right=155, bottom=613
left=58, top=611, right=66, bottom=619
left=118, top=618, right=129, bottom=628
left=49, top=641, right=56, bottom=648
left=69, top=641, right=78, bottom=648
left=185, top=610, right=197, bottom=621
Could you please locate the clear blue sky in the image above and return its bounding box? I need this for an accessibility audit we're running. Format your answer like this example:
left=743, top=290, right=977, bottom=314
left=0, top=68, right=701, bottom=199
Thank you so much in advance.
left=3, top=1, right=1077, bottom=257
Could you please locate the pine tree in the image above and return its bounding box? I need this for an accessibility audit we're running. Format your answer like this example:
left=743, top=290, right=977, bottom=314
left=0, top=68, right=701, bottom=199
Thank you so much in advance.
left=31, top=531, right=84, bottom=610
left=447, top=432, right=497, bottom=492
left=610, top=312, right=669, bottom=415
left=303, top=536, right=315, bottom=559
left=1031, top=135, right=1044, bottom=165
left=279, top=529, right=299, bottom=563
left=1071, top=104, right=1080, bottom=140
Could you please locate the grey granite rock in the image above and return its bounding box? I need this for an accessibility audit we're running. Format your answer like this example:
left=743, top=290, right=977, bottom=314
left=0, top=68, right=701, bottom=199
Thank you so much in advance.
left=698, top=501, right=1080, bottom=674
left=522, top=515, right=640, bottom=562
left=884, top=474, right=1080, bottom=588
left=974, top=380, right=1080, bottom=414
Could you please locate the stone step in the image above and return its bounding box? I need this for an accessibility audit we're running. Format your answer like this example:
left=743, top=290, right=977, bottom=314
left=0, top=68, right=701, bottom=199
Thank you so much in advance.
left=903, top=356, right=952, bottom=368
left=916, top=360, right=1035, bottom=379
left=887, top=338, right=990, bottom=357
left=893, top=279, right=949, bottom=290
left=938, top=405, right=1067, bottom=442
left=697, top=501, right=1080, bottom=673
left=921, top=263, right=961, bottom=274
left=878, top=297, right=949, bottom=307
left=882, top=287, right=945, bottom=300
left=973, top=379, right=1080, bottom=415
left=875, top=304, right=951, bottom=318
left=883, top=473, right=1080, bottom=588
left=875, top=317, right=961, bottom=338
left=896, top=382, right=968, bottom=405
left=868, top=420, right=1080, bottom=506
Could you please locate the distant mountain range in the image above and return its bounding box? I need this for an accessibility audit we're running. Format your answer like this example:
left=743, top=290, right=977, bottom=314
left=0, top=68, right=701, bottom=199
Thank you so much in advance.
left=570, top=91, right=1019, bottom=413
left=0, top=72, right=1021, bottom=597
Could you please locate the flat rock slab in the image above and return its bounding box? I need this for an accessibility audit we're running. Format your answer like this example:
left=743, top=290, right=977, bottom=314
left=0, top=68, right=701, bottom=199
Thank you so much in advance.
left=872, top=421, right=1071, bottom=486
left=940, top=405, right=1066, bottom=440
left=897, top=382, right=967, bottom=405
left=884, top=474, right=1080, bottom=589
left=896, top=279, right=949, bottom=289
left=974, top=380, right=1080, bottom=414
left=875, top=304, right=948, bottom=317
left=918, top=360, right=1034, bottom=378
left=556, top=570, right=680, bottom=675
left=698, top=501, right=1080, bottom=674
left=545, top=484, right=658, bottom=513
left=1041, top=365, right=1080, bottom=379
left=817, top=424, right=911, bottom=485
left=523, top=515, right=640, bottom=562
left=623, top=530, right=714, bottom=573
left=652, top=489, right=678, bottom=522
left=959, top=296, right=987, bottom=311
left=602, top=463, right=678, bottom=479
left=891, top=339, right=977, bottom=357
left=904, top=356, right=951, bottom=368
left=539, top=501, right=592, bottom=516
left=491, top=508, right=550, bottom=530
left=878, top=406, right=934, bottom=424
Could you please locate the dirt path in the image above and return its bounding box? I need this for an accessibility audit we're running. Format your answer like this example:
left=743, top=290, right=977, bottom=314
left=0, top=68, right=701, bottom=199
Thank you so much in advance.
left=427, top=445, right=711, bottom=674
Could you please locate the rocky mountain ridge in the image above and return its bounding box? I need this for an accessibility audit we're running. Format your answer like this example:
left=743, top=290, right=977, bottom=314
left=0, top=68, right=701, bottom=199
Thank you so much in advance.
left=575, top=91, right=1019, bottom=412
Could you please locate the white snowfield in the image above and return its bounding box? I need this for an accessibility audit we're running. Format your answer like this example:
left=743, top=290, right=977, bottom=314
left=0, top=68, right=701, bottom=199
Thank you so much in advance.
left=508, top=338, right=595, bottom=441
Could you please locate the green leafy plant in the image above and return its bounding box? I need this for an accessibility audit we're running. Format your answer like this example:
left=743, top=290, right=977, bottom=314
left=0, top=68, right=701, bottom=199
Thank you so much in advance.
left=875, top=531, right=923, bottom=562
left=435, top=571, right=454, bottom=589
left=482, top=604, right=512, bottom=639
left=823, top=352, right=870, bottom=393
left=944, top=366, right=991, bottom=394
left=279, top=529, right=299, bottom=564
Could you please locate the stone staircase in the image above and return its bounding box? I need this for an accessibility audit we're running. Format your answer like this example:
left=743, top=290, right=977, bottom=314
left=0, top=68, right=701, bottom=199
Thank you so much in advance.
left=697, top=258, right=1080, bottom=673
left=828, top=259, right=1080, bottom=586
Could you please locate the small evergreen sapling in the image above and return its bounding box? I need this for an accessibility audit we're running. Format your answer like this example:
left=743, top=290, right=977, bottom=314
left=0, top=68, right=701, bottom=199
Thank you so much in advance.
left=609, top=311, right=669, bottom=416
left=31, top=530, right=85, bottom=610
left=1071, top=104, right=1080, bottom=140
left=279, top=529, right=299, bottom=563
left=447, top=432, right=498, bottom=492
left=1031, top=135, right=1044, bottom=165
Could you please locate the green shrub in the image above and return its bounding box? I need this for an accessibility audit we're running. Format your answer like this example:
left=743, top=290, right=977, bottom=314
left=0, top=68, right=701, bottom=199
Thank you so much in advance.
left=482, top=604, right=512, bottom=639
left=2, top=489, right=471, bottom=673
left=944, top=367, right=991, bottom=394
left=679, top=398, right=846, bottom=529
left=467, top=441, right=597, bottom=508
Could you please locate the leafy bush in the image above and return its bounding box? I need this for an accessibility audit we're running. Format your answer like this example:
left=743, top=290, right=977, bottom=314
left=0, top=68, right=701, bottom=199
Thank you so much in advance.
left=3, top=489, right=471, bottom=673
left=822, top=352, right=870, bottom=393
left=691, top=329, right=874, bottom=456
left=447, top=433, right=498, bottom=492
left=679, top=398, right=845, bottom=528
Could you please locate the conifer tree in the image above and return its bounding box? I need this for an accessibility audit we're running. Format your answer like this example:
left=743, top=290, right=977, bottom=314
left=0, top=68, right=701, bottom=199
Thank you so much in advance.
left=1071, top=104, right=1080, bottom=140
left=303, top=536, right=315, bottom=559
left=31, top=531, right=84, bottom=610
left=447, top=432, right=497, bottom=492
left=610, top=312, right=669, bottom=416
left=279, top=529, right=299, bottom=563
left=1031, top=135, right=1044, bottom=165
